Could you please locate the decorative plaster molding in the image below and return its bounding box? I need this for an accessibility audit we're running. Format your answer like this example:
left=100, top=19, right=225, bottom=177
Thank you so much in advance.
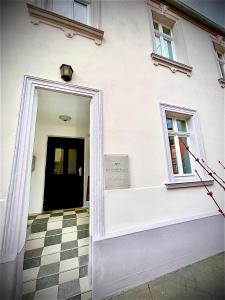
left=218, top=78, right=225, bottom=88
left=211, top=34, right=225, bottom=49
left=159, top=3, right=168, bottom=15
left=151, top=53, right=193, bottom=76
left=1, top=76, right=104, bottom=262
left=216, top=35, right=224, bottom=43
left=165, top=179, right=214, bottom=189
left=27, top=3, right=104, bottom=45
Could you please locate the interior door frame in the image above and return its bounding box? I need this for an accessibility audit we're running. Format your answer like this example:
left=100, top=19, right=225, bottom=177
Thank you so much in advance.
left=1, top=75, right=104, bottom=287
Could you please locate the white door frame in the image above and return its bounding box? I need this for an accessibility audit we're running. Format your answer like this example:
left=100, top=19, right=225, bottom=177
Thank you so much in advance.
left=1, top=75, right=104, bottom=265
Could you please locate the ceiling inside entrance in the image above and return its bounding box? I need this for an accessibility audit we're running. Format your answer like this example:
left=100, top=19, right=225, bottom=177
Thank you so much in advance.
left=37, top=89, right=90, bottom=128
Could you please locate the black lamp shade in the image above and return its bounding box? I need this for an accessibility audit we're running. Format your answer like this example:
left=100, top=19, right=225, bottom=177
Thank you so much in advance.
left=60, top=64, right=73, bottom=81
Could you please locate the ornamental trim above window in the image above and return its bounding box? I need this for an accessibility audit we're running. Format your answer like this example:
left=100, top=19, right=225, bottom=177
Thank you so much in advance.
left=151, top=53, right=193, bottom=76
left=27, top=3, right=104, bottom=45
left=160, top=103, right=212, bottom=189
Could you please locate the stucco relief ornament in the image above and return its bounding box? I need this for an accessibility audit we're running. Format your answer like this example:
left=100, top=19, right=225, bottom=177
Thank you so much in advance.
left=216, top=35, right=223, bottom=43
left=216, top=35, right=225, bottom=47
left=159, top=4, right=168, bottom=15
left=31, top=17, right=40, bottom=25
left=64, top=29, right=76, bottom=38
left=171, top=67, right=176, bottom=73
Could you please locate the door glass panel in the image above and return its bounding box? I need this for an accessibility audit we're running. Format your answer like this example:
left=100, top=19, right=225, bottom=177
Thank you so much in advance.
left=68, top=149, right=77, bottom=174
left=54, top=148, right=64, bottom=174
left=179, top=137, right=192, bottom=174
left=169, top=136, right=178, bottom=174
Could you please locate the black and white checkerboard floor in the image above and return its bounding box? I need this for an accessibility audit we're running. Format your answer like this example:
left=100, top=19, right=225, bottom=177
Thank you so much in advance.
left=22, top=208, right=91, bottom=300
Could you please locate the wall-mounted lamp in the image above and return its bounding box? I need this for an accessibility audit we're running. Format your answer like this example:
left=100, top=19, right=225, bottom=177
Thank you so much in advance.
left=60, top=64, right=73, bottom=81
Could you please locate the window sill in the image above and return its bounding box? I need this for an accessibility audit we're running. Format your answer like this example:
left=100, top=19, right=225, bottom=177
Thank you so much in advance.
left=27, top=3, right=104, bottom=45
left=151, top=53, right=193, bottom=76
left=165, top=179, right=214, bottom=189
left=218, top=78, right=225, bottom=88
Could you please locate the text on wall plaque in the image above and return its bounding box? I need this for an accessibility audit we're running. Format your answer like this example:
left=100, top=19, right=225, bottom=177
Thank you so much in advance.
left=104, top=155, right=129, bottom=189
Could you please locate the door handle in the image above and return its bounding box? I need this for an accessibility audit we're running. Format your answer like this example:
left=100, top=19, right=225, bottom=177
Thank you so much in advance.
left=78, top=167, right=82, bottom=176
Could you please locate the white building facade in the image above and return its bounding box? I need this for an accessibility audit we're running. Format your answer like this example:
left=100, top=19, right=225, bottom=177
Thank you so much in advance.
left=0, top=0, right=224, bottom=299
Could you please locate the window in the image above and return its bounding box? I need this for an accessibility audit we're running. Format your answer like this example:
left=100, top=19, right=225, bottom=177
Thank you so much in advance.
left=212, top=39, right=225, bottom=87
left=27, top=0, right=104, bottom=44
left=166, top=117, right=192, bottom=176
left=30, top=0, right=90, bottom=25
left=149, top=5, right=192, bottom=76
left=216, top=50, right=225, bottom=79
left=153, top=21, right=175, bottom=60
left=160, top=103, right=213, bottom=188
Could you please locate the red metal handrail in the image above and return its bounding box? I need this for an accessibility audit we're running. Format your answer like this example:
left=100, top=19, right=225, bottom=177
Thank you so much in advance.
left=179, top=139, right=225, bottom=218
left=195, top=170, right=225, bottom=218
left=179, top=139, right=225, bottom=191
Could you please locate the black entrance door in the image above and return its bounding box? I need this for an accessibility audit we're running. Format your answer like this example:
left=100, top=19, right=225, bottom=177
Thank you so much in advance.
left=43, top=137, right=84, bottom=211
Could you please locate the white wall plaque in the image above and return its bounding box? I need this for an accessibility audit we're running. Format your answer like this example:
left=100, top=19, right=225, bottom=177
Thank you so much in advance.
left=104, top=155, right=129, bottom=189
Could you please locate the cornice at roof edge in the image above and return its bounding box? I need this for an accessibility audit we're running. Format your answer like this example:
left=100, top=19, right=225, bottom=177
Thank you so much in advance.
left=162, top=0, right=225, bottom=36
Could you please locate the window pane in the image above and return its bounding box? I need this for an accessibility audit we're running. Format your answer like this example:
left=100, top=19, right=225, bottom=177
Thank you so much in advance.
left=155, top=35, right=162, bottom=55
left=169, top=136, right=178, bottom=174
left=176, top=119, right=187, bottom=132
left=68, top=149, right=77, bottom=174
left=54, top=148, right=64, bottom=174
left=163, top=26, right=171, bottom=36
left=153, top=21, right=159, bottom=30
left=74, top=1, right=87, bottom=24
left=219, top=61, right=225, bottom=78
left=164, top=39, right=173, bottom=60
left=179, top=137, right=192, bottom=174
left=166, top=118, right=173, bottom=130
left=217, top=52, right=223, bottom=59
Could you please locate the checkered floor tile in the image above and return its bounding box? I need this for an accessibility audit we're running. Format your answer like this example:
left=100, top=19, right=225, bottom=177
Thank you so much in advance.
left=22, top=208, right=91, bottom=300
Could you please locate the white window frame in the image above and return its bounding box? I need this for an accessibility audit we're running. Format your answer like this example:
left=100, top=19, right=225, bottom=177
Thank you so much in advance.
left=167, top=117, right=194, bottom=177
left=160, top=103, right=213, bottom=188
left=153, top=20, right=176, bottom=60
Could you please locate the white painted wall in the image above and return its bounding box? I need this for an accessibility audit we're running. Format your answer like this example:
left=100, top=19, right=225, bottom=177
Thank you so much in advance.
left=0, top=200, right=6, bottom=251
left=104, top=185, right=223, bottom=234
left=93, top=214, right=225, bottom=299
left=1, top=0, right=224, bottom=232
left=29, top=118, right=89, bottom=214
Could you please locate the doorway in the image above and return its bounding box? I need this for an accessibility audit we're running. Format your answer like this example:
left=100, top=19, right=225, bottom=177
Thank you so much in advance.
left=1, top=76, right=104, bottom=299
left=44, top=137, right=84, bottom=211
left=22, top=89, right=92, bottom=298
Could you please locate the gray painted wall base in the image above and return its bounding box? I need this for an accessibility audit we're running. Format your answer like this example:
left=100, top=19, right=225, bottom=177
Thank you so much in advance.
left=92, top=215, right=225, bottom=300
left=0, top=247, right=24, bottom=300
